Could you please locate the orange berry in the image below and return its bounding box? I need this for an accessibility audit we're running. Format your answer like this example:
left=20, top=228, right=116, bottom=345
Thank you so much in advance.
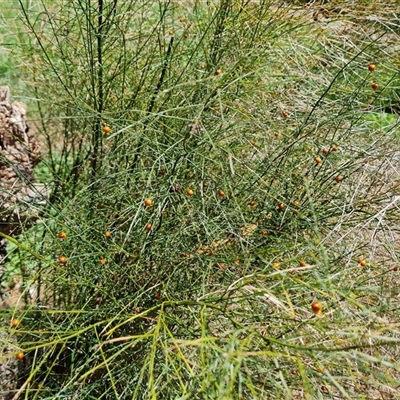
left=248, top=200, right=256, bottom=207
left=99, top=258, right=106, bottom=265
left=261, top=230, right=268, bottom=236
left=281, top=111, right=289, bottom=118
left=358, top=258, right=367, bottom=267
left=322, top=148, right=329, bottom=155
left=10, top=318, right=20, bottom=328
left=186, top=189, right=194, bottom=196
left=15, top=352, right=24, bottom=360
left=144, top=198, right=153, bottom=207
left=315, top=157, right=322, bottom=164
left=145, top=223, right=152, bottom=231
left=103, top=125, right=111, bottom=134
left=58, top=256, right=67, bottom=265
left=293, top=200, right=300, bottom=207
left=104, top=231, right=112, bottom=238
left=299, top=260, right=306, bottom=267
left=278, top=203, right=285, bottom=210
left=371, top=82, right=378, bottom=90
left=215, top=69, right=222, bottom=75
left=331, top=145, right=339, bottom=152
left=335, top=175, right=342, bottom=183
left=58, top=231, right=67, bottom=239
left=368, top=64, right=376, bottom=72
left=218, top=190, right=225, bottom=197
left=311, top=301, right=322, bottom=315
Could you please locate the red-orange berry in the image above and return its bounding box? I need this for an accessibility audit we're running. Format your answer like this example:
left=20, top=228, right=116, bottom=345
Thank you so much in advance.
left=368, top=64, right=376, bottom=72
left=358, top=258, right=367, bottom=267
left=371, top=82, right=379, bottom=90
left=105, top=231, right=112, bottom=238
left=58, top=231, right=67, bottom=239
left=10, top=318, right=20, bottom=328
left=58, top=256, right=67, bottom=265
left=311, top=301, right=322, bottom=315
left=144, top=199, right=153, bottom=207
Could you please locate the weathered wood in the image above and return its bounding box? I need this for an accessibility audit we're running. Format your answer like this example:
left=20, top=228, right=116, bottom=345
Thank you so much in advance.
left=0, top=85, right=43, bottom=238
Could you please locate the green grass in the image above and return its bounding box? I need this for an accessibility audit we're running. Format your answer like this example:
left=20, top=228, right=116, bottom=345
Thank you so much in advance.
left=1, top=1, right=400, bottom=399
left=0, top=1, right=23, bottom=90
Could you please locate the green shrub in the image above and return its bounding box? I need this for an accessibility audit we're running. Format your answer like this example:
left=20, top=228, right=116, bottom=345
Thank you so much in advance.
left=1, top=0, right=400, bottom=398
